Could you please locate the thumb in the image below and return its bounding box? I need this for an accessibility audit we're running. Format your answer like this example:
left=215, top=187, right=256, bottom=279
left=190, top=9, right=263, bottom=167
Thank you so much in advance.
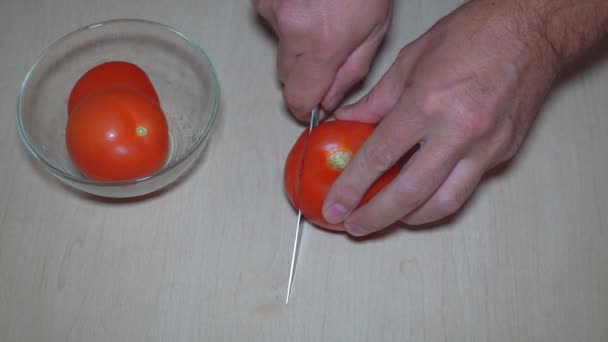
left=283, top=55, right=339, bottom=122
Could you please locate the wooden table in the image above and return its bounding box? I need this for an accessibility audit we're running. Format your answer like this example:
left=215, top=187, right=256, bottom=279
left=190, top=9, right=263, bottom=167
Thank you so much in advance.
left=1, top=1, right=607, bottom=341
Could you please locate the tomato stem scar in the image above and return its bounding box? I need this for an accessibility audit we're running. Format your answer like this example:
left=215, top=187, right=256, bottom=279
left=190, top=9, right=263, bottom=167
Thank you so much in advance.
left=327, top=150, right=351, bottom=170
left=136, top=126, right=147, bottom=136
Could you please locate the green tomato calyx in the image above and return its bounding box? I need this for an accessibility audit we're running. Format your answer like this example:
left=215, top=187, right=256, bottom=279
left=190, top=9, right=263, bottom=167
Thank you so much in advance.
left=136, top=126, right=148, bottom=137
left=328, top=150, right=351, bottom=170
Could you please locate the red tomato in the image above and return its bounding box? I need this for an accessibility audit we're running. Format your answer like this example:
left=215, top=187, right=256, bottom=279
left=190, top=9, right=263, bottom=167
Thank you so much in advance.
left=66, top=88, right=169, bottom=181
left=284, top=120, right=401, bottom=231
left=68, top=61, right=159, bottom=114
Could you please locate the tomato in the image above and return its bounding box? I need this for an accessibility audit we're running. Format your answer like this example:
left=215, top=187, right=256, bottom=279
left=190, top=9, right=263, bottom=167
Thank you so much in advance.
left=67, top=61, right=160, bottom=114
left=284, top=120, right=401, bottom=231
left=66, top=88, right=169, bottom=181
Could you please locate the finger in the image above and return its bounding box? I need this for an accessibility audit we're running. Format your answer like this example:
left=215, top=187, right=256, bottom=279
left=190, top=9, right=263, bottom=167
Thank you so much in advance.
left=320, top=28, right=386, bottom=111
left=342, top=137, right=465, bottom=236
left=401, top=157, right=486, bottom=225
left=334, top=39, right=425, bottom=124
left=283, top=54, right=340, bottom=121
left=251, top=0, right=276, bottom=27
left=321, top=97, right=426, bottom=225
left=277, top=43, right=299, bottom=84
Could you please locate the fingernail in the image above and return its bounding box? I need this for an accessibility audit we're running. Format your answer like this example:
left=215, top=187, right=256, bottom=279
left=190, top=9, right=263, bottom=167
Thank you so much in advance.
left=323, top=203, right=348, bottom=223
left=346, top=223, right=368, bottom=237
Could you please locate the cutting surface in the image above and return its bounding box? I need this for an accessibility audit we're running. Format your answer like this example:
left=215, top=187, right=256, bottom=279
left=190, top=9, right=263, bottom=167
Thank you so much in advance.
left=0, top=1, right=607, bottom=341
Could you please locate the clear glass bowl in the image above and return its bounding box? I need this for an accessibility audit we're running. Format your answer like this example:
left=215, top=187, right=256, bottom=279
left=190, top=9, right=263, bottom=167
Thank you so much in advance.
left=17, top=19, right=220, bottom=198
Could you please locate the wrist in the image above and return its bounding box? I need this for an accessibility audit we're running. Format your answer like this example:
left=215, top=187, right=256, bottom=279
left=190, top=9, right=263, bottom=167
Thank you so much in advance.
left=472, top=0, right=563, bottom=80
left=512, top=0, right=608, bottom=70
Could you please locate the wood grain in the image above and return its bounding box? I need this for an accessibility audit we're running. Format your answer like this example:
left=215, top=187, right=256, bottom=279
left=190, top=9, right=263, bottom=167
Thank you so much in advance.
left=1, top=0, right=606, bottom=341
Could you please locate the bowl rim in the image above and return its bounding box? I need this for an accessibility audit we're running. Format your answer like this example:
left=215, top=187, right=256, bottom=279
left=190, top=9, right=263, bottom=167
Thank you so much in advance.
left=16, top=18, right=220, bottom=186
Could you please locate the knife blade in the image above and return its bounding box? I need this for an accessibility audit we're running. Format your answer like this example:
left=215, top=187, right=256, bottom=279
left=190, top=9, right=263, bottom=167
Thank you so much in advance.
left=285, top=105, right=320, bottom=304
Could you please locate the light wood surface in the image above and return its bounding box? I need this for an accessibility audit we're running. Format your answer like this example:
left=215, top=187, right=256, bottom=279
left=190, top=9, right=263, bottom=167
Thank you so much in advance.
left=1, top=1, right=607, bottom=341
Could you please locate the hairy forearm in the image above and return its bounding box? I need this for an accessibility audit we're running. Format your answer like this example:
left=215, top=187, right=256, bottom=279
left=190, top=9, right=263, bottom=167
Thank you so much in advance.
left=520, top=0, right=608, bottom=68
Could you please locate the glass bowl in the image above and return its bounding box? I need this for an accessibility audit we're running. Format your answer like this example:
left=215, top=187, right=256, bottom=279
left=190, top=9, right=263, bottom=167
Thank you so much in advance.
left=17, top=19, right=220, bottom=198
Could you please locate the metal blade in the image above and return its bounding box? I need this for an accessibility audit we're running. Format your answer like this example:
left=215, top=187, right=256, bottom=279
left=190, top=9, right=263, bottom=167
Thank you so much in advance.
left=308, top=106, right=320, bottom=132
left=285, top=106, right=320, bottom=304
left=285, top=210, right=303, bottom=304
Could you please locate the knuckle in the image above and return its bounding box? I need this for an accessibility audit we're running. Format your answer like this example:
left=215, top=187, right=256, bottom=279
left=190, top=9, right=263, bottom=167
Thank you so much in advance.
left=489, top=124, right=515, bottom=157
left=275, top=11, right=292, bottom=31
left=360, top=94, right=385, bottom=122
left=395, top=48, right=412, bottom=75
left=275, top=4, right=307, bottom=34
left=252, top=0, right=272, bottom=20
left=311, top=41, right=341, bottom=65
left=362, top=141, right=397, bottom=173
left=499, top=139, right=521, bottom=164
left=349, top=62, right=370, bottom=83
left=396, top=45, right=411, bottom=63
left=394, top=179, right=428, bottom=206
left=283, top=87, right=309, bottom=117
left=435, top=191, right=463, bottom=217
left=434, top=98, right=495, bottom=142
left=312, top=23, right=341, bottom=52
left=316, top=31, right=336, bottom=51
left=416, top=85, right=498, bottom=143
left=503, top=144, right=519, bottom=161
left=332, top=181, right=363, bottom=207
left=416, top=89, right=444, bottom=116
left=455, top=111, right=494, bottom=141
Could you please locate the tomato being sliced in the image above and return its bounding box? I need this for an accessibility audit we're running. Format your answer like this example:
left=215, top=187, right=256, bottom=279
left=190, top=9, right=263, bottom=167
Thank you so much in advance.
left=66, top=88, right=169, bottom=181
left=284, top=120, right=402, bottom=231
left=67, top=61, right=160, bottom=114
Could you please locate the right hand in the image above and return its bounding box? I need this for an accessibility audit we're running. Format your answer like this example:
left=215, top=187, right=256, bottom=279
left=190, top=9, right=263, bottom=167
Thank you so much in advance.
left=252, top=0, right=393, bottom=120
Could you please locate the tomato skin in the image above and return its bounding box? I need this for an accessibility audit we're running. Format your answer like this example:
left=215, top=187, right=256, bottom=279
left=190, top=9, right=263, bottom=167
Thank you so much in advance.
left=66, top=88, right=169, bottom=181
left=68, top=61, right=160, bottom=114
left=284, top=120, right=401, bottom=231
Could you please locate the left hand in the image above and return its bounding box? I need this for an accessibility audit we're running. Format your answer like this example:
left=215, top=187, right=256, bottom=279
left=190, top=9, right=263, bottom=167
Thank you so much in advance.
left=320, top=0, right=561, bottom=236
left=251, top=0, right=393, bottom=120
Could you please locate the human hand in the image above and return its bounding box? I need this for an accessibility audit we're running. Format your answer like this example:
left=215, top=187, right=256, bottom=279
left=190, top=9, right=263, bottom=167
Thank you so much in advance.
left=321, top=0, right=561, bottom=236
left=251, top=0, right=393, bottom=120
